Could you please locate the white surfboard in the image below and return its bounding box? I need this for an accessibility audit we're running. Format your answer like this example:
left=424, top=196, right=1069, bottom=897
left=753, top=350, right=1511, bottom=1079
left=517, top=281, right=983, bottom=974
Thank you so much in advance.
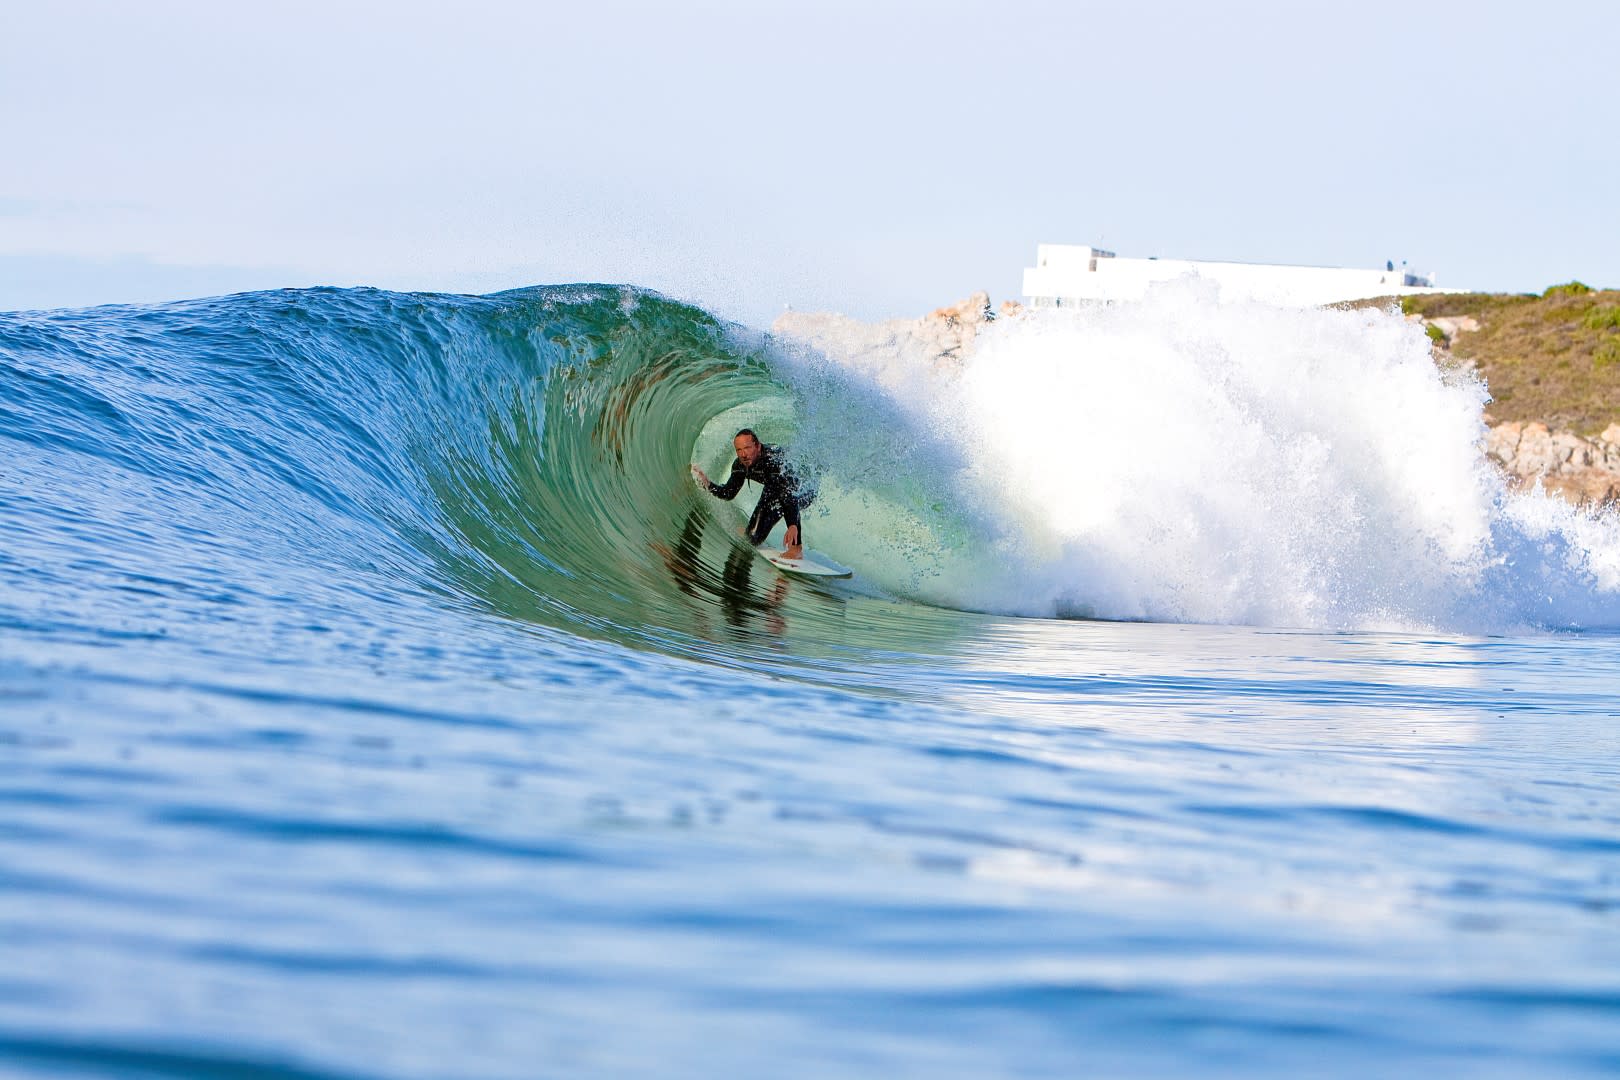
left=759, top=547, right=853, bottom=579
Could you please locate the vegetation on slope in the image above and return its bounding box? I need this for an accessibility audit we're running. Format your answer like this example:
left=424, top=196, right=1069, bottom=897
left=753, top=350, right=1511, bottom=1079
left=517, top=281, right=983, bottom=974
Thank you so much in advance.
left=1400, top=283, right=1620, bottom=434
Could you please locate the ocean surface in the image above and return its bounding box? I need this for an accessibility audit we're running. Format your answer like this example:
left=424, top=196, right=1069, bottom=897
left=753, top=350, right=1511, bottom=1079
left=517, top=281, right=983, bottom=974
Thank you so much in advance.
left=2, top=283, right=1619, bottom=1078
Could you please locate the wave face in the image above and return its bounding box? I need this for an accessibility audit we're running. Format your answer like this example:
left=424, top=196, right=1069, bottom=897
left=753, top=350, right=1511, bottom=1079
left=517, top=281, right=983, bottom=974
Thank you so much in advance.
left=5, top=281, right=1620, bottom=661
left=1, top=286, right=839, bottom=664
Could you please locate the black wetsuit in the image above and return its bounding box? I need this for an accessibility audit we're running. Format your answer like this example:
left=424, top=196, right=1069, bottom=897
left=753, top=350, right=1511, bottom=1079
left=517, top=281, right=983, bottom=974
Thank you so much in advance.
left=706, top=445, right=813, bottom=545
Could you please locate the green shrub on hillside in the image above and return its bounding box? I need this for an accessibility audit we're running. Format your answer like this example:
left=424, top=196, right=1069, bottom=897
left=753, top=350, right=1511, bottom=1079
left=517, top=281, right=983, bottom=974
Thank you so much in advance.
left=1425, top=323, right=1446, bottom=344
left=1596, top=341, right=1620, bottom=369
left=1544, top=281, right=1593, bottom=298
left=1583, top=305, right=1620, bottom=332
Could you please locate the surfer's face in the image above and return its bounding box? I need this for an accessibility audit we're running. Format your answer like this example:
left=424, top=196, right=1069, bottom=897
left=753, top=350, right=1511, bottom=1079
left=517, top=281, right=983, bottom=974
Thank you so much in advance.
left=734, top=434, right=761, bottom=466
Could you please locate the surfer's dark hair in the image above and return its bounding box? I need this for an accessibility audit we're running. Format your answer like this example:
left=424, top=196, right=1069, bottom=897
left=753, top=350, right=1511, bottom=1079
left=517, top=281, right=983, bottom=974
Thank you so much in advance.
left=734, top=428, right=760, bottom=445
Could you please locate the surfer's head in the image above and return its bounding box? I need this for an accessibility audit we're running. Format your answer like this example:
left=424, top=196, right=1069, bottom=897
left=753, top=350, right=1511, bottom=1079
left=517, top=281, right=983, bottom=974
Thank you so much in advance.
left=734, top=429, right=762, bottom=466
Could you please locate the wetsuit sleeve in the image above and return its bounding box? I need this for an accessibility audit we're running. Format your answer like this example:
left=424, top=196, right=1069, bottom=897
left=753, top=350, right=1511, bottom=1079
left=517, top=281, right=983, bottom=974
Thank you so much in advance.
left=708, top=459, right=745, bottom=500
left=780, top=491, right=801, bottom=530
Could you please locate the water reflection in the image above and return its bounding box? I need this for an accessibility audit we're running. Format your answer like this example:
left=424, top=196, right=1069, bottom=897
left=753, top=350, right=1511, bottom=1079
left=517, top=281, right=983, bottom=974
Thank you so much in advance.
left=642, top=507, right=793, bottom=644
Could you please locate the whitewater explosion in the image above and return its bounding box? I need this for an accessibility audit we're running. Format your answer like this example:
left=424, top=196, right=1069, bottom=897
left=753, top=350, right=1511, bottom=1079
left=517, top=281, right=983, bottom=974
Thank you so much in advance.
left=768, top=281, right=1620, bottom=632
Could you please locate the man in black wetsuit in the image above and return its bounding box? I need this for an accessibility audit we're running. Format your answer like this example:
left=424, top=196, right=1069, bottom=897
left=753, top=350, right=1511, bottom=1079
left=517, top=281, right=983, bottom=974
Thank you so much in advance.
left=691, top=428, right=811, bottom=559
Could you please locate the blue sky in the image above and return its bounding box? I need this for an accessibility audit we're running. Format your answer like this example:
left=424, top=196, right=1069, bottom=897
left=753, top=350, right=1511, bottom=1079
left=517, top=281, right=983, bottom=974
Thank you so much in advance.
left=3, top=0, right=1615, bottom=325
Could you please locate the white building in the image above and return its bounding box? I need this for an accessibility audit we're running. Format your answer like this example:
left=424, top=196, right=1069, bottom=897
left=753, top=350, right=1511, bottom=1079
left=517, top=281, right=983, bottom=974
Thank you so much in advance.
left=1022, top=243, right=1457, bottom=308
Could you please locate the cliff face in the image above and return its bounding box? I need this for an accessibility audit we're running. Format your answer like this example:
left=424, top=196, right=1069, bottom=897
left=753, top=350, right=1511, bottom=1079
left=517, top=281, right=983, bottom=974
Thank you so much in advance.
left=1486, top=422, right=1620, bottom=506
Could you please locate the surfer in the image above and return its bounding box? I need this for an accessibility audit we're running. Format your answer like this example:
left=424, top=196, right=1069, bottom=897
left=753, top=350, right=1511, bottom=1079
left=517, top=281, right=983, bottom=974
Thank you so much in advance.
left=692, top=429, right=811, bottom=559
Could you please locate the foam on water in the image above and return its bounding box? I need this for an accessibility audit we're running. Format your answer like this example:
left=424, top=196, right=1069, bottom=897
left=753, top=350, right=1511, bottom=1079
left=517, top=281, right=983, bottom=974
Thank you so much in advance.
left=782, top=279, right=1620, bottom=632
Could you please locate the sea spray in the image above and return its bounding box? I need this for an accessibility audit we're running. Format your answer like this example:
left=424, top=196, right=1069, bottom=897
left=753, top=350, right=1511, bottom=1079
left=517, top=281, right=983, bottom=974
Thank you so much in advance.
left=777, top=280, right=1620, bottom=632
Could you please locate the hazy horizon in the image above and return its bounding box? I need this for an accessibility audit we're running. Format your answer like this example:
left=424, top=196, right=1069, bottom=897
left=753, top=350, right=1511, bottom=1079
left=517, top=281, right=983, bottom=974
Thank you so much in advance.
left=4, top=0, right=1616, bottom=326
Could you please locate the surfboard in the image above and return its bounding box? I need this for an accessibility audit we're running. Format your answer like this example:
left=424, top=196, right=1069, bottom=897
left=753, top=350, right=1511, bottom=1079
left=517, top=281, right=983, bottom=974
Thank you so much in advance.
left=759, top=547, right=853, bottom=579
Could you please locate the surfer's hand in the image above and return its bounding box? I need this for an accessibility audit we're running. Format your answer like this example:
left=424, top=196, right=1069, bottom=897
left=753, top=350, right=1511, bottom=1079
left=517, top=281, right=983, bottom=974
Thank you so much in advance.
left=691, top=465, right=709, bottom=487
left=784, top=525, right=800, bottom=550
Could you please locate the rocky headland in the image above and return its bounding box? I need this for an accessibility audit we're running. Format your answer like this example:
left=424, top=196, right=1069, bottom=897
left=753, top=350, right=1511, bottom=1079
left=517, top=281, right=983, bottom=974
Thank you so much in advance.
left=774, top=291, right=1012, bottom=380
left=1483, top=420, right=1620, bottom=505
left=774, top=286, right=1620, bottom=510
left=1411, top=282, right=1620, bottom=507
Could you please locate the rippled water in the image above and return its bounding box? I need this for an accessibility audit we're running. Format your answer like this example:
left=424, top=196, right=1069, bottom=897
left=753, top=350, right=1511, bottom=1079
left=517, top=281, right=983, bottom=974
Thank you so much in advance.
left=3, top=286, right=1618, bottom=1077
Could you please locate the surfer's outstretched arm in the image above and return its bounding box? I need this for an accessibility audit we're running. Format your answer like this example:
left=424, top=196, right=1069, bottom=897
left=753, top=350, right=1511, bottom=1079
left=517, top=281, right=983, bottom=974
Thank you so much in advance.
left=696, top=460, right=746, bottom=501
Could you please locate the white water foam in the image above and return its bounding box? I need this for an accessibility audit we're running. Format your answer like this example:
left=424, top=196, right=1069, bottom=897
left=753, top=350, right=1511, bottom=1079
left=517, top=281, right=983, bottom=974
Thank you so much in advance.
left=783, top=279, right=1620, bottom=632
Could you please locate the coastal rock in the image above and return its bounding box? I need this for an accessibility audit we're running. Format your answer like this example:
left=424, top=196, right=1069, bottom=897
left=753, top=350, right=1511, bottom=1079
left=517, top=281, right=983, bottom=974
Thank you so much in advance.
left=772, top=292, right=1002, bottom=386
left=929, top=291, right=993, bottom=327
left=1542, top=470, right=1620, bottom=508
left=1429, top=315, right=1480, bottom=340
left=1512, top=423, right=1557, bottom=478
left=1485, top=420, right=1620, bottom=509
left=1485, top=422, right=1522, bottom=465
left=1551, top=432, right=1588, bottom=468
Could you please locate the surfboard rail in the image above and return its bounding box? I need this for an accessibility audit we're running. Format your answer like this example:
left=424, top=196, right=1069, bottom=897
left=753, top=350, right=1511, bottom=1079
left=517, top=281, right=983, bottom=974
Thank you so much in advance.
left=759, top=548, right=853, bottom=579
